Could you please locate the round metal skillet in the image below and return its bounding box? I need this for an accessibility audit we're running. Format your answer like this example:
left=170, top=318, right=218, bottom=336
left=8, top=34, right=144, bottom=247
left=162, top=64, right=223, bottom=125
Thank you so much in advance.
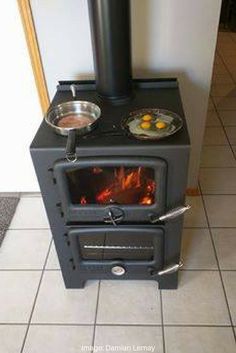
left=45, top=100, right=101, bottom=162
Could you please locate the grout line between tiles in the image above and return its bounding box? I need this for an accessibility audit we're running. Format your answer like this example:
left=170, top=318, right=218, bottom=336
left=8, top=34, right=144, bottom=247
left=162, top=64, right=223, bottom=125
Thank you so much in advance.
left=91, top=280, right=101, bottom=353
left=214, top=49, right=236, bottom=160
left=160, top=290, right=166, bottom=353
left=0, top=322, right=234, bottom=327
left=19, top=239, right=53, bottom=353
left=7, top=228, right=50, bottom=231
left=0, top=323, right=28, bottom=326
left=212, top=102, right=236, bottom=160
left=217, top=49, right=236, bottom=85
left=0, top=269, right=60, bottom=272
left=31, top=323, right=163, bottom=327
left=0, top=269, right=44, bottom=272
left=199, top=182, right=236, bottom=343
left=163, top=324, right=234, bottom=328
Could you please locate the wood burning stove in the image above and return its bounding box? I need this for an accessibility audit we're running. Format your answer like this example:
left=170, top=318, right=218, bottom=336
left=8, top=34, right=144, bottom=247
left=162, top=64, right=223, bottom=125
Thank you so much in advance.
left=30, top=0, right=190, bottom=289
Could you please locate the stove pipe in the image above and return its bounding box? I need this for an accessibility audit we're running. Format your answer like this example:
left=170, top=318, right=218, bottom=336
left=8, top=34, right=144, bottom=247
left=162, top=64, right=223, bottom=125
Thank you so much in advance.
left=88, top=0, right=132, bottom=101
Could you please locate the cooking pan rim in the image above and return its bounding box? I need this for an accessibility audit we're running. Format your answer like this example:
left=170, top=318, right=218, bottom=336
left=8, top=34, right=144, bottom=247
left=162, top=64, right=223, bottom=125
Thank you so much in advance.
left=44, top=100, right=101, bottom=136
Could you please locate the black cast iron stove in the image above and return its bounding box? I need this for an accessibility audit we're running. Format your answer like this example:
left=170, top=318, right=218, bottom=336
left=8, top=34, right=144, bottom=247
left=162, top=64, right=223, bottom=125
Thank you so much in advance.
left=30, top=0, right=190, bottom=289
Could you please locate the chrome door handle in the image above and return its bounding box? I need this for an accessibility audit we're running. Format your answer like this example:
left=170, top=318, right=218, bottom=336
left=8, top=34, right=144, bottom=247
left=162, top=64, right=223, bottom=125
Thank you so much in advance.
left=149, top=261, right=183, bottom=277
left=150, top=205, right=191, bottom=223
left=158, top=261, right=183, bottom=276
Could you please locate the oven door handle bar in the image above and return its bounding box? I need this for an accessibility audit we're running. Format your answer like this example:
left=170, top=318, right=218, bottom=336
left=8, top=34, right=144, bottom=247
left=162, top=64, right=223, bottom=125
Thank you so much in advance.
left=150, top=205, right=191, bottom=223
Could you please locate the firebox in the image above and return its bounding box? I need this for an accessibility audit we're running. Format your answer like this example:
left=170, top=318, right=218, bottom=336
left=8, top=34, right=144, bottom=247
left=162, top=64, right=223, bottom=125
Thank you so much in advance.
left=54, top=157, right=166, bottom=223
left=30, top=0, right=190, bottom=289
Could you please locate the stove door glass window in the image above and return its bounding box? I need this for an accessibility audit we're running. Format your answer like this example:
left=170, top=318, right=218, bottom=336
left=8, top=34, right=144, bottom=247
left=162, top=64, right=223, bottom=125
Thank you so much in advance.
left=66, top=166, right=155, bottom=206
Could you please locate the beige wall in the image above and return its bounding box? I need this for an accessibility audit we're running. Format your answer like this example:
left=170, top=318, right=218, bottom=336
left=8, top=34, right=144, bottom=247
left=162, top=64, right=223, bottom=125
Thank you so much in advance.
left=31, top=0, right=222, bottom=189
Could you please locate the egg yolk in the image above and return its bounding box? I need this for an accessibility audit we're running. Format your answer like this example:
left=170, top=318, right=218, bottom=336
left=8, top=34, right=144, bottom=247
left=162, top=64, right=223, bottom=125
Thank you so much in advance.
left=156, top=121, right=166, bottom=129
left=142, top=114, right=152, bottom=122
left=140, top=121, right=151, bottom=129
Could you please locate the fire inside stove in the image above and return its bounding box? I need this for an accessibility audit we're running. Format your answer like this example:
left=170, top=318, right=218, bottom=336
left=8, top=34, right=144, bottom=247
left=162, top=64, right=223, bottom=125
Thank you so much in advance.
left=66, top=166, right=156, bottom=206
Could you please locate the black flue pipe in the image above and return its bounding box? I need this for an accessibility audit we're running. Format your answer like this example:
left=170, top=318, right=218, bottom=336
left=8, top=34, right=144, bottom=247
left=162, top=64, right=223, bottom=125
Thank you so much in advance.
left=88, top=0, right=132, bottom=100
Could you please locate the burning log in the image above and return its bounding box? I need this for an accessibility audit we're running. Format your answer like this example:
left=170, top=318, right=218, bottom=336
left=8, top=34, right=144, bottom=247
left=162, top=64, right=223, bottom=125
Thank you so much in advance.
left=95, top=167, right=155, bottom=205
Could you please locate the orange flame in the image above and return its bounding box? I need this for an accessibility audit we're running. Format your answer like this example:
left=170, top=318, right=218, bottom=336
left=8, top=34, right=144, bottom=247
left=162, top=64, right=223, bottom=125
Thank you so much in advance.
left=140, top=196, right=153, bottom=205
left=96, top=188, right=113, bottom=203
left=80, top=196, right=87, bottom=205
left=95, top=167, right=155, bottom=205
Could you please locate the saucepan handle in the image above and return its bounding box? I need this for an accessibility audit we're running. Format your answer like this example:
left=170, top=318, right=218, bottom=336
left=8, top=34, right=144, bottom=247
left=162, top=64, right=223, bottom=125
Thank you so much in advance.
left=70, top=84, right=77, bottom=99
left=66, top=129, right=77, bottom=163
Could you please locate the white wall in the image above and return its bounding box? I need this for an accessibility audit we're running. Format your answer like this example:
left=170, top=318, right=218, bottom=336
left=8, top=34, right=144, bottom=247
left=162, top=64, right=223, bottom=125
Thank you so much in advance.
left=0, top=2, right=221, bottom=192
left=0, top=2, right=42, bottom=192
left=32, top=0, right=221, bottom=188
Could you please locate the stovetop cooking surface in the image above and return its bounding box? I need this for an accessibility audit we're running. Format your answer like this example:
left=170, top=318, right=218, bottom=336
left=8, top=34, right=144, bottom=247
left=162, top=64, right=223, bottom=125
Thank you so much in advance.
left=31, top=78, right=190, bottom=150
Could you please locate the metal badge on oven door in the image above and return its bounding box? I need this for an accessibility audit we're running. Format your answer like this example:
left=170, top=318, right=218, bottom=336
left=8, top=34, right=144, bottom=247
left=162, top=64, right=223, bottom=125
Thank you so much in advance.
left=104, top=206, right=124, bottom=226
left=150, top=205, right=191, bottom=223
left=111, top=265, right=126, bottom=276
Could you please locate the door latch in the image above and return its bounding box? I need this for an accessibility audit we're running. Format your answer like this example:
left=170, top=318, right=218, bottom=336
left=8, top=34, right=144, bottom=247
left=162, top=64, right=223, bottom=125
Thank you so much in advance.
left=103, top=207, right=124, bottom=226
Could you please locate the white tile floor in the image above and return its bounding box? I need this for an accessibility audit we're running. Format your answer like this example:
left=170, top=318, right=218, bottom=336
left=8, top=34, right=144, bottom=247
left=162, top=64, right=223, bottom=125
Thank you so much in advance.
left=1, top=32, right=236, bottom=352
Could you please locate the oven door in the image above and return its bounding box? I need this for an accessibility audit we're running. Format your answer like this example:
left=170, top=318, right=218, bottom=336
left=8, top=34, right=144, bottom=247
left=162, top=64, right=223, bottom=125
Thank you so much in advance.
left=68, top=227, right=164, bottom=277
left=53, top=157, right=166, bottom=223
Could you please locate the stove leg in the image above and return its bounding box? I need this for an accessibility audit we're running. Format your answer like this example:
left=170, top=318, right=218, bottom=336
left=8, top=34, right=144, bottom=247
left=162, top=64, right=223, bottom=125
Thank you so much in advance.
left=77, top=280, right=86, bottom=289
left=158, top=272, right=178, bottom=290
left=64, top=278, right=86, bottom=289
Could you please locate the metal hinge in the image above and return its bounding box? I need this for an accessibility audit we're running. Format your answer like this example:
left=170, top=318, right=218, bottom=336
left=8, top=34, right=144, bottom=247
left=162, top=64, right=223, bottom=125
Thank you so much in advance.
left=56, top=202, right=64, bottom=217
left=48, top=167, right=57, bottom=184
left=69, top=258, right=76, bottom=270
left=63, top=233, right=70, bottom=246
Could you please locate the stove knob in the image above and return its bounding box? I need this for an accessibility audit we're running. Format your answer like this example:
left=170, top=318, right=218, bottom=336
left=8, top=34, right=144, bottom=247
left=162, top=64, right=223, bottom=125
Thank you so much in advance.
left=111, top=266, right=126, bottom=276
